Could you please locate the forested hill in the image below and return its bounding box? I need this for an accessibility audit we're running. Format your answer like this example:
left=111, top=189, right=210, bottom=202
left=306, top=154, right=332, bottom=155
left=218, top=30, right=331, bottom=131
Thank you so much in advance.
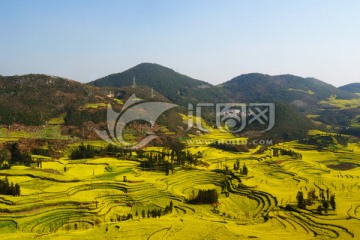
left=90, top=63, right=227, bottom=105
left=0, top=74, right=112, bottom=125
left=2, top=65, right=360, bottom=140
left=221, top=73, right=356, bottom=105
left=339, top=83, right=360, bottom=94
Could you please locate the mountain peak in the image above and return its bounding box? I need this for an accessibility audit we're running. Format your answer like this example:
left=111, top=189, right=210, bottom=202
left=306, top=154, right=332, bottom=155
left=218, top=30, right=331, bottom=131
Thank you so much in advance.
left=89, top=63, right=223, bottom=104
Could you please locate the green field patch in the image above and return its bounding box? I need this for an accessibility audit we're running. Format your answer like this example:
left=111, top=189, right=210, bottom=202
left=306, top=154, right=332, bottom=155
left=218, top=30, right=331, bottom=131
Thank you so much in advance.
left=0, top=129, right=33, bottom=138
left=19, top=178, right=58, bottom=191
left=306, top=114, right=320, bottom=119
left=0, top=220, right=17, bottom=233
left=0, top=168, right=79, bottom=182
left=193, top=184, right=217, bottom=190
left=350, top=114, right=360, bottom=128
left=64, top=163, right=108, bottom=179
left=31, top=155, right=52, bottom=161
left=288, top=88, right=315, bottom=95
left=319, top=95, right=360, bottom=110
left=84, top=103, right=107, bottom=109
left=37, top=126, right=70, bottom=140
left=113, top=98, right=124, bottom=105
left=95, top=167, right=134, bottom=180
left=0, top=126, right=69, bottom=140
left=47, top=113, right=66, bottom=125
left=308, top=129, right=329, bottom=135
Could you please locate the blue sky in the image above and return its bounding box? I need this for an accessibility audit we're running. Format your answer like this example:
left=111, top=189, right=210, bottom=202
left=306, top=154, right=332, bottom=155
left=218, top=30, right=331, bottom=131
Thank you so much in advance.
left=1, top=0, right=359, bottom=86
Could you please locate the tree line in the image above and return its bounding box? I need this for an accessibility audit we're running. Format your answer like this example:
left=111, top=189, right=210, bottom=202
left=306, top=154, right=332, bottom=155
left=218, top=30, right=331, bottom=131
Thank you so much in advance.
left=210, top=141, right=249, bottom=152
left=69, top=140, right=205, bottom=176
left=0, top=177, right=20, bottom=196
left=272, top=148, right=302, bottom=159
left=0, top=143, right=32, bottom=169
left=139, top=149, right=201, bottom=174
left=233, top=160, right=248, bottom=175
left=69, top=143, right=135, bottom=160
left=188, top=189, right=218, bottom=204
left=109, top=201, right=174, bottom=223
left=300, top=134, right=348, bottom=151
left=69, top=143, right=95, bottom=159
left=296, top=189, right=336, bottom=215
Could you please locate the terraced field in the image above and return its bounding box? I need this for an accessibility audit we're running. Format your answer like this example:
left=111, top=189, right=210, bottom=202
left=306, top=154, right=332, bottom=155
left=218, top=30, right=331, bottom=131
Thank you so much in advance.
left=0, top=134, right=360, bottom=239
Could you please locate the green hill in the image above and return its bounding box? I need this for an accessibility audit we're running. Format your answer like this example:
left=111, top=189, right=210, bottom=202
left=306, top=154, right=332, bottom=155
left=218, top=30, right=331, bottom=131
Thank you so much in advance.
left=339, top=83, right=360, bottom=94
left=90, top=63, right=227, bottom=105
left=221, top=73, right=356, bottom=105
left=0, top=74, right=112, bottom=125
left=218, top=73, right=360, bottom=137
left=2, top=67, right=358, bottom=140
left=0, top=74, right=186, bottom=141
left=90, top=67, right=326, bottom=140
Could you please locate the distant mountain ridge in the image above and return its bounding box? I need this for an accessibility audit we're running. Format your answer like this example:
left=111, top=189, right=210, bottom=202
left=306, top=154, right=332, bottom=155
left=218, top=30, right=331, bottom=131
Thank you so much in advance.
left=221, top=73, right=356, bottom=105
left=339, top=83, right=360, bottom=93
left=91, top=64, right=356, bottom=106
left=2, top=63, right=360, bottom=140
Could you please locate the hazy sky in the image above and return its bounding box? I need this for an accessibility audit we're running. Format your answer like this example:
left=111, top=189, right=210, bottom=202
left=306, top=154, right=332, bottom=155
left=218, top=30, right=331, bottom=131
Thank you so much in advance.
left=1, top=1, right=359, bottom=86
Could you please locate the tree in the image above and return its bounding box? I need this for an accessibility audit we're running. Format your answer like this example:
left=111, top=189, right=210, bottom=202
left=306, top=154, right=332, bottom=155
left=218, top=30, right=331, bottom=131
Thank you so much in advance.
left=317, top=205, right=323, bottom=214
left=70, top=143, right=95, bottom=160
left=189, top=189, right=218, bottom=204
left=15, top=183, right=20, bottom=196
left=330, top=194, right=336, bottom=210
left=242, top=164, right=248, bottom=175
left=169, top=201, right=173, bottom=213
left=0, top=177, right=20, bottom=196
left=0, top=148, right=9, bottom=162
left=164, top=162, right=170, bottom=176
left=141, top=210, right=146, bottom=218
left=0, top=148, right=10, bottom=169
left=10, top=143, right=22, bottom=163
left=322, top=200, right=329, bottom=214
left=168, top=139, right=185, bottom=152
left=8, top=143, right=32, bottom=166
left=296, top=191, right=306, bottom=209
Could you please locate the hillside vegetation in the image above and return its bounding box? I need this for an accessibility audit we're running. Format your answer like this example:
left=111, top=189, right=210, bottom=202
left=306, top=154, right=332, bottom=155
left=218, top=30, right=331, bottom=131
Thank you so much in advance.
left=339, top=83, right=360, bottom=94
left=0, top=75, right=112, bottom=125
left=221, top=73, right=356, bottom=106
left=90, top=63, right=227, bottom=105
left=1, top=65, right=360, bottom=239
